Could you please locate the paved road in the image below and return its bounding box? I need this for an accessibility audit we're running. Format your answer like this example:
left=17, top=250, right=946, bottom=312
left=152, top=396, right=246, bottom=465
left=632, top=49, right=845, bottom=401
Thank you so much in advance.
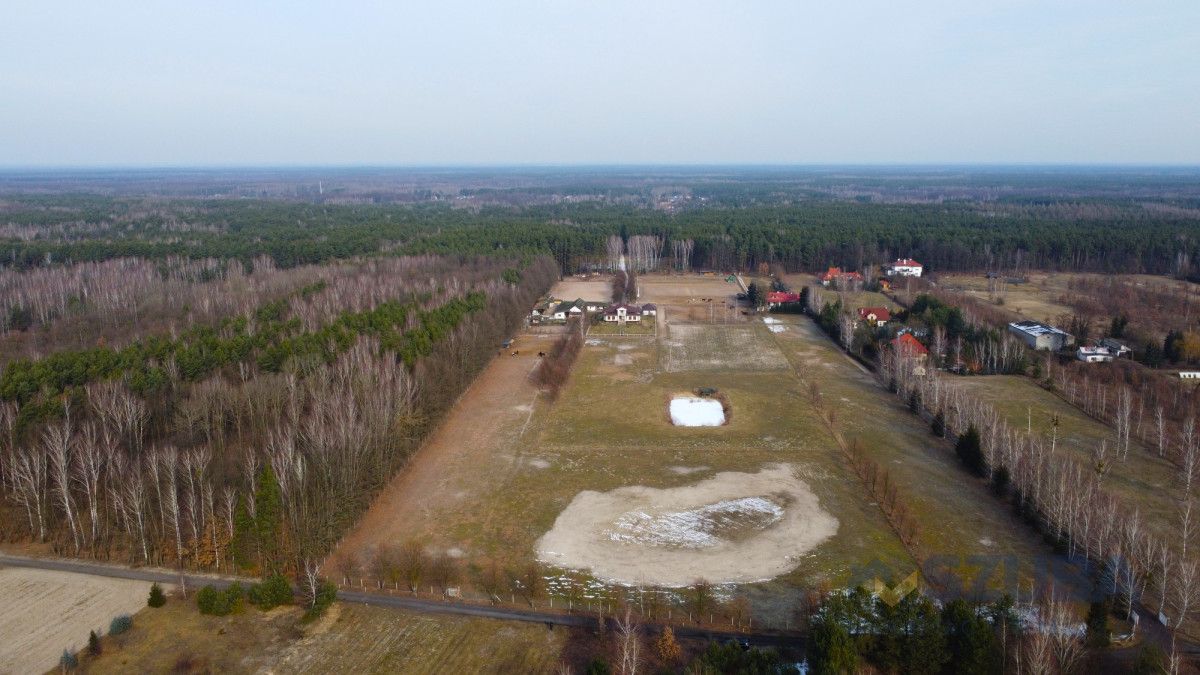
left=0, top=553, right=803, bottom=650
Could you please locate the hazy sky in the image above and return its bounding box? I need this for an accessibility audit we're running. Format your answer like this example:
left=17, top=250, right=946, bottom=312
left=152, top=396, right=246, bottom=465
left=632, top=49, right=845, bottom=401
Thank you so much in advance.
left=2, top=1, right=1197, bottom=166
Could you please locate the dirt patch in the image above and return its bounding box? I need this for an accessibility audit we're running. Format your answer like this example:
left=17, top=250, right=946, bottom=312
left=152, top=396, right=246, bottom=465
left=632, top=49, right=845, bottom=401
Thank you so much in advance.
left=550, top=278, right=612, bottom=302
left=535, top=464, right=838, bottom=586
left=330, top=334, right=558, bottom=568
left=0, top=567, right=157, bottom=674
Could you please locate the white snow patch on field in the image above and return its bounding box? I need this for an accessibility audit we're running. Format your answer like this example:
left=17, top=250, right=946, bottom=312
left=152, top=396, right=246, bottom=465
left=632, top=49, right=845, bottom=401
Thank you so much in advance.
left=762, top=317, right=782, bottom=324
left=609, top=497, right=784, bottom=548
left=768, top=325, right=786, bottom=333
left=536, top=464, right=838, bottom=586
left=670, top=397, right=725, bottom=426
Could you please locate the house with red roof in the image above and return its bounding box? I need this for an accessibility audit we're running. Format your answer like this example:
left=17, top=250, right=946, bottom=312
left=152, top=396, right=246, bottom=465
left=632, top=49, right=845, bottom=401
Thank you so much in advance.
left=890, top=332, right=929, bottom=358
left=857, top=307, right=891, bottom=327
left=885, top=259, right=923, bottom=277
left=820, top=267, right=865, bottom=288
left=767, top=291, right=802, bottom=307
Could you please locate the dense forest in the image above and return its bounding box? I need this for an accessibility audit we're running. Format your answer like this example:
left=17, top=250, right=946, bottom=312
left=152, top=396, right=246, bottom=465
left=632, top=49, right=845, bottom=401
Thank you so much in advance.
left=0, top=252, right=559, bottom=577
left=3, top=190, right=1200, bottom=276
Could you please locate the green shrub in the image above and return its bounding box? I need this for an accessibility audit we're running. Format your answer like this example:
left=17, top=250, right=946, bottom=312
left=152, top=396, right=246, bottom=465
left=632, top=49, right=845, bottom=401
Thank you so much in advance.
left=109, top=615, right=133, bottom=635
left=249, top=574, right=294, bottom=610
left=196, top=583, right=245, bottom=616
left=303, top=580, right=338, bottom=622
left=60, top=649, right=78, bottom=671
left=147, top=582, right=166, bottom=608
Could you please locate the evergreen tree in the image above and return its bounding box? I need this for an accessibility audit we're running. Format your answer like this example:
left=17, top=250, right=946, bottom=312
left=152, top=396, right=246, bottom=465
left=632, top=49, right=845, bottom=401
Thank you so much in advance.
left=942, top=599, right=999, bottom=675
left=955, top=425, right=986, bottom=477
left=932, top=409, right=946, bottom=437
left=810, top=615, right=858, bottom=675
left=1085, top=599, right=1111, bottom=648
left=87, top=630, right=102, bottom=656
left=147, top=582, right=166, bottom=608
left=231, top=494, right=256, bottom=570
left=254, top=465, right=284, bottom=574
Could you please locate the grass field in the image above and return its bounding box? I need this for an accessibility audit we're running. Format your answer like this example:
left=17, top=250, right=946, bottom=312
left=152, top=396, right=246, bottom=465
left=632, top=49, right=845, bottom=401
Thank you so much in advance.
left=938, top=272, right=1077, bottom=324
left=0, top=567, right=153, bottom=674
left=767, top=316, right=1092, bottom=601
left=952, top=374, right=1184, bottom=545
left=78, top=599, right=565, bottom=674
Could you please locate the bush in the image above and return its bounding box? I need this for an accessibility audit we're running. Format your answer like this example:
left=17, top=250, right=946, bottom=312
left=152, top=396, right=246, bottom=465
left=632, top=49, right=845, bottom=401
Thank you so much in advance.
left=931, top=410, right=945, bottom=437
left=60, top=649, right=78, bottom=671
left=955, top=425, right=986, bottom=477
left=196, top=583, right=245, bottom=616
left=87, top=630, right=102, bottom=656
left=109, top=614, right=133, bottom=635
left=1086, top=598, right=1111, bottom=648
left=991, top=466, right=1010, bottom=497
left=249, top=574, right=294, bottom=610
left=147, top=582, right=166, bottom=608
left=303, top=580, right=338, bottom=622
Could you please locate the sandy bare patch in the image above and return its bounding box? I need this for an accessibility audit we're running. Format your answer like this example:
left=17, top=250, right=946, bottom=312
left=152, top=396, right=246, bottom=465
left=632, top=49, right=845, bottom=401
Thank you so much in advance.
left=614, top=354, right=632, bottom=366
left=0, top=567, right=157, bottom=674
left=536, top=464, right=838, bottom=586
left=528, top=458, right=551, bottom=469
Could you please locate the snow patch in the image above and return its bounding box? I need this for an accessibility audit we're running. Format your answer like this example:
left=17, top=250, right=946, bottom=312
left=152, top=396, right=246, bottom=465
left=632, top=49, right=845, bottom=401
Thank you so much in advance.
left=762, top=317, right=782, bottom=324
left=608, top=497, right=784, bottom=549
left=768, top=325, right=786, bottom=333
left=670, top=397, right=726, bottom=426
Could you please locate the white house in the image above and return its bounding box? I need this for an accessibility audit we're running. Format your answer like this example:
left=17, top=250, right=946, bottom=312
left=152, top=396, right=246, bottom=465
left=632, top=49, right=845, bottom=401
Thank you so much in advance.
left=641, top=303, right=657, bottom=316
left=551, top=300, right=585, bottom=321
left=1181, top=372, right=1200, bottom=380
left=1076, top=345, right=1115, bottom=363
left=602, top=304, right=642, bottom=323
left=885, top=258, right=923, bottom=277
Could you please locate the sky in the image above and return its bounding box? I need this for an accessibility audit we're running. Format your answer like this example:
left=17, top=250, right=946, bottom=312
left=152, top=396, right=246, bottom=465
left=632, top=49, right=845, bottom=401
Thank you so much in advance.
left=1, top=1, right=1198, bottom=166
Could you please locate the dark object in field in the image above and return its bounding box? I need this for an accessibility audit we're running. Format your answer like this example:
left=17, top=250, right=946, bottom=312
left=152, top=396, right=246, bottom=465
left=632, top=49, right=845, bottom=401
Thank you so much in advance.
left=538, top=351, right=546, bottom=357
left=696, top=387, right=718, bottom=397
left=511, top=350, right=519, bottom=356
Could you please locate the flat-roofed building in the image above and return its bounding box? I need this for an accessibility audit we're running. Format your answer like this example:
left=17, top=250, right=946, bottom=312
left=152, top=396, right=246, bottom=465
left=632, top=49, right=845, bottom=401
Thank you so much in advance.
left=1007, top=320, right=1075, bottom=351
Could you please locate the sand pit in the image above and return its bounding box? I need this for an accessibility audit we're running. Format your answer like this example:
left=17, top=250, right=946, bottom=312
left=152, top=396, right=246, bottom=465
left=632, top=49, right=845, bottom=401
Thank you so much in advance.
left=670, top=397, right=725, bottom=426
left=535, top=464, right=838, bottom=586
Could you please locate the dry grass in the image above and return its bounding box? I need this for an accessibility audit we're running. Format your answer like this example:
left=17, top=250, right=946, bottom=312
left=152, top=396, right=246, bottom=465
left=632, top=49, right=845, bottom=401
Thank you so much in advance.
left=767, top=316, right=1092, bottom=601
left=77, top=599, right=565, bottom=674
left=0, top=567, right=153, bottom=675
left=952, top=374, right=1184, bottom=544
left=938, top=272, right=1079, bottom=324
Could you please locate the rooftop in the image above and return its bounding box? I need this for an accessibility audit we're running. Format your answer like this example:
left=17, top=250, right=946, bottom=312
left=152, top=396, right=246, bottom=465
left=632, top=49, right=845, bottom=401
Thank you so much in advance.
left=1008, top=320, right=1071, bottom=338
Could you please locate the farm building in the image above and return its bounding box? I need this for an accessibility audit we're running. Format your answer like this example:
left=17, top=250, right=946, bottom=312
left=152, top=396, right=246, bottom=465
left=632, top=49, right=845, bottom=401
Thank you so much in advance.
left=1100, top=337, right=1132, bottom=358
left=857, top=306, right=891, bottom=327
left=602, top=304, right=643, bottom=323
left=767, top=291, right=802, bottom=307
left=550, top=299, right=585, bottom=321
left=1181, top=372, right=1200, bottom=380
left=1076, top=345, right=1115, bottom=363
left=1007, top=320, right=1075, bottom=351
left=885, top=258, right=923, bottom=277
left=641, top=303, right=657, bottom=316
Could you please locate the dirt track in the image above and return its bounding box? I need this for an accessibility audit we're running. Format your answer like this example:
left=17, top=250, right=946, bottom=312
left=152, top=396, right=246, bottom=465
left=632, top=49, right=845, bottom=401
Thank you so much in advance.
left=331, top=334, right=558, bottom=567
